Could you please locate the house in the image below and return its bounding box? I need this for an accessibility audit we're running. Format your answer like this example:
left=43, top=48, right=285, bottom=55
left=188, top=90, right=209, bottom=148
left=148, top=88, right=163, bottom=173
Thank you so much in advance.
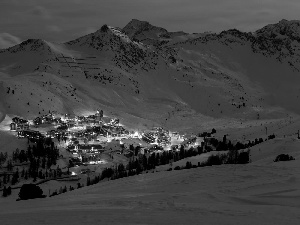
left=12, top=117, right=28, bottom=124
left=75, top=144, right=104, bottom=153
left=195, top=137, right=205, bottom=147
left=10, top=123, right=16, bottom=131
left=181, top=137, right=197, bottom=148
left=33, top=117, right=42, bottom=125
left=18, top=130, right=43, bottom=139
left=16, top=123, right=29, bottom=132
left=110, top=118, right=119, bottom=126
left=101, top=117, right=111, bottom=124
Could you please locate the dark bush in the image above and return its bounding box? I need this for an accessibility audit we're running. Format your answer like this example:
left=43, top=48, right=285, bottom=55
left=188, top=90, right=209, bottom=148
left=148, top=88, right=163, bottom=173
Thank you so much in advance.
left=274, top=154, right=295, bottom=162
left=206, top=154, right=222, bottom=166
left=49, top=191, right=58, bottom=197
left=237, top=151, right=250, bottom=164
left=174, top=166, right=181, bottom=170
left=185, top=161, right=192, bottom=169
left=18, top=184, right=45, bottom=200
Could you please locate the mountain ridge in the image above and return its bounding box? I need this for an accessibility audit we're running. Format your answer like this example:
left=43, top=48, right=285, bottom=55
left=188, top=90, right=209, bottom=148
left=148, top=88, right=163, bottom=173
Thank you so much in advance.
left=0, top=19, right=300, bottom=131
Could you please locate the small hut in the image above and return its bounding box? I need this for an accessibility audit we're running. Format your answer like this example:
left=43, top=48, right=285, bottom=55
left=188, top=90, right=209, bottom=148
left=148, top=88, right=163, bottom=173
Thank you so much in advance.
left=10, top=123, right=16, bottom=131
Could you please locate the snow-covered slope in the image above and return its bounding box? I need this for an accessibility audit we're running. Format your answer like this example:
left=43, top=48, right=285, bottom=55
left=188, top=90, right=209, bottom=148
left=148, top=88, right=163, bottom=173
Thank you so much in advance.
left=0, top=19, right=300, bottom=132
left=0, top=154, right=299, bottom=225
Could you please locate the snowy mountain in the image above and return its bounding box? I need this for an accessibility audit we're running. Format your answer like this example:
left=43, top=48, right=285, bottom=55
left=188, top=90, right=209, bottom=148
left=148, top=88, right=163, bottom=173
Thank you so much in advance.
left=1, top=19, right=300, bottom=225
left=0, top=19, right=300, bottom=131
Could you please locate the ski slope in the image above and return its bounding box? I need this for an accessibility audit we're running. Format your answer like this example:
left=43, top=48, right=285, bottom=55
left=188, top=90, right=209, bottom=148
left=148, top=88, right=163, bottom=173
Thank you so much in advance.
left=0, top=148, right=299, bottom=225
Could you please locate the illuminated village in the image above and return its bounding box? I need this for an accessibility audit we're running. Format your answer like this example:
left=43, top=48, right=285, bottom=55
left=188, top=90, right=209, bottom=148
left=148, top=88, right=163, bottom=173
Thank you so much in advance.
left=8, top=110, right=206, bottom=176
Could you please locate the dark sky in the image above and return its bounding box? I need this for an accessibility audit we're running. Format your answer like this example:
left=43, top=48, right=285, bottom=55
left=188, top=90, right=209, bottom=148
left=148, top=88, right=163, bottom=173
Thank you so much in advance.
left=0, top=0, right=299, bottom=48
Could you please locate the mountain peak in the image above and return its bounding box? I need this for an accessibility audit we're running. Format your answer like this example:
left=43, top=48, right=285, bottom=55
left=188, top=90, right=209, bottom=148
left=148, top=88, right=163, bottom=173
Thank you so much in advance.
left=127, top=19, right=151, bottom=27
left=256, top=19, right=300, bottom=41
left=3, top=39, right=53, bottom=53
left=122, top=19, right=189, bottom=46
left=123, top=19, right=168, bottom=39
left=67, top=23, right=145, bottom=50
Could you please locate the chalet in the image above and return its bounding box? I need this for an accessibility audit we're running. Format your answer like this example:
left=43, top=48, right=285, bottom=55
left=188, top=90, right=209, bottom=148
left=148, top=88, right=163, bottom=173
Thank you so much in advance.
left=181, top=137, right=197, bottom=148
left=67, top=121, right=76, bottom=128
left=195, top=137, right=205, bottom=146
left=33, top=117, right=42, bottom=125
left=75, top=144, right=104, bottom=153
left=10, top=122, right=16, bottom=131
left=142, top=132, right=156, bottom=144
left=18, top=130, right=43, bottom=139
left=110, top=118, right=119, bottom=126
left=171, top=132, right=179, bottom=137
left=12, top=117, right=28, bottom=124
left=16, top=123, right=29, bottom=132
left=101, top=117, right=111, bottom=124
left=46, top=130, right=56, bottom=138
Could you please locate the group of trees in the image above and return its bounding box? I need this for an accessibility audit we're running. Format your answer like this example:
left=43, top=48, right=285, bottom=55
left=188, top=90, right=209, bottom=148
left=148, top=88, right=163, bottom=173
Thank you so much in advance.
left=0, top=152, right=8, bottom=167
left=173, top=150, right=250, bottom=171
left=95, top=129, right=256, bottom=182
left=49, top=185, right=70, bottom=197
left=49, top=176, right=103, bottom=198
left=205, top=134, right=276, bottom=152
left=49, top=181, right=90, bottom=198
left=12, top=139, right=59, bottom=166
left=198, top=128, right=276, bottom=152
left=274, top=154, right=295, bottom=162
left=95, top=146, right=251, bottom=183
left=2, top=186, right=12, bottom=197
left=1, top=137, right=60, bottom=191
left=205, top=149, right=250, bottom=165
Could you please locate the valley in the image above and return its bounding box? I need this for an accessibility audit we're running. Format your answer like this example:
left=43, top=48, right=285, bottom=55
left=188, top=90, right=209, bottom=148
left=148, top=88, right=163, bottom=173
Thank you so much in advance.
left=0, top=18, right=300, bottom=224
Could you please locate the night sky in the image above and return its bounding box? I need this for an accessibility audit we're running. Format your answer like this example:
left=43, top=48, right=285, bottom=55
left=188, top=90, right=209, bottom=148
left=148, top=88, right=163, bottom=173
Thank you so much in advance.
left=0, top=0, right=299, bottom=48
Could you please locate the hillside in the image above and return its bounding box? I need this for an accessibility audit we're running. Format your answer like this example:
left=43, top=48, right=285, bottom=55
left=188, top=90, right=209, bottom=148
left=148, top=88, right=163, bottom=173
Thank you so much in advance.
left=0, top=150, right=299, bottom=224
left=0, top=19, right=300, bottom=133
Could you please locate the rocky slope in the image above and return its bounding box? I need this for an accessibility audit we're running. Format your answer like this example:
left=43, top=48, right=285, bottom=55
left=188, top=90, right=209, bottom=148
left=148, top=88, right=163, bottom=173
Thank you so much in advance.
left=123, top=19, right=187, bottom=46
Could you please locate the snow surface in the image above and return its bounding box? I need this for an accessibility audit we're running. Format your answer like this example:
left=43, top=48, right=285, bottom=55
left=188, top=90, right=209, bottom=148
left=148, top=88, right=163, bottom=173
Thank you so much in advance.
left=0, top=146, right=299, bottom=225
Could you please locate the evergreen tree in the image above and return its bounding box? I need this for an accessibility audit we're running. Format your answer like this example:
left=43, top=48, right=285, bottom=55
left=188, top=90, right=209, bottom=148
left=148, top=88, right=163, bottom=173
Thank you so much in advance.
left=38, top=170, right=43, bottom=179
left=2, top=186, right=7, bottom=197
left=21, top=167, right=25, bottom=178
left=87, top=177, right=91, bottom=186
left=7, top=186, right=11, bottom=196
left=3, top=173, right=7, bottom=184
